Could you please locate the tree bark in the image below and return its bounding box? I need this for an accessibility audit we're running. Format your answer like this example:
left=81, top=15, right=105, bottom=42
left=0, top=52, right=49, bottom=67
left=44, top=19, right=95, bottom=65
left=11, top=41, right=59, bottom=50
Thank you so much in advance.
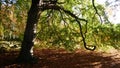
left=17, top=0, right=41, bottom=63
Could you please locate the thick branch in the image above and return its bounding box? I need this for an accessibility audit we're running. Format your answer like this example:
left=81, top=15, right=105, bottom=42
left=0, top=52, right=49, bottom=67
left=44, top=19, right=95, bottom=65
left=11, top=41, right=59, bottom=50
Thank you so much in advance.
left=40, top=5, right=87, bottom=22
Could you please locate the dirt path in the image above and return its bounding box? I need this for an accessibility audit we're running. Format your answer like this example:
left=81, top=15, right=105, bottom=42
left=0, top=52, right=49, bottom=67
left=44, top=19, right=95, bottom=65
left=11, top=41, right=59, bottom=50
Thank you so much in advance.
left=0, top=49, right=120, bottom=68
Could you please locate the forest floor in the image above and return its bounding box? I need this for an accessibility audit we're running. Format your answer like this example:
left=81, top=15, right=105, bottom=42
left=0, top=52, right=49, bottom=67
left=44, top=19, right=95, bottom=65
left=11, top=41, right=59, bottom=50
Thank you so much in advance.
left=0, top=48, right=120, bottom=68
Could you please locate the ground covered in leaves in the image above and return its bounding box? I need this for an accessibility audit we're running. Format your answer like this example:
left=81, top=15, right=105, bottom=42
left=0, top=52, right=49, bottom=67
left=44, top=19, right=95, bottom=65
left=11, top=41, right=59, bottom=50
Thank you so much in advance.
left=0, top=48, right=120, bottom=68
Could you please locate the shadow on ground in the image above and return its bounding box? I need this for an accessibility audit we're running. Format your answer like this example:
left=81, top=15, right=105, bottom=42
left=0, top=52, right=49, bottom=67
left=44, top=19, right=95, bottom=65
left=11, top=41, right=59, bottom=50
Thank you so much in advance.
left=0, top=49, right=120, bottom=68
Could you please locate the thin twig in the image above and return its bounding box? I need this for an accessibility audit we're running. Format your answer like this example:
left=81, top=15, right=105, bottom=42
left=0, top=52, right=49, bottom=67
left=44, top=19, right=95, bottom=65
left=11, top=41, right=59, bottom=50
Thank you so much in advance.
left=92, top=0, right=103, bottom=24
left=59, top=10, right=68, bottom=27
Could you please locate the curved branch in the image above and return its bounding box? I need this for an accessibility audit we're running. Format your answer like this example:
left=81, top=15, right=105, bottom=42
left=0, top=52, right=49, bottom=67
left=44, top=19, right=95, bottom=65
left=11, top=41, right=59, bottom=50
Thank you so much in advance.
left=76, top=19, right=96, bottom=51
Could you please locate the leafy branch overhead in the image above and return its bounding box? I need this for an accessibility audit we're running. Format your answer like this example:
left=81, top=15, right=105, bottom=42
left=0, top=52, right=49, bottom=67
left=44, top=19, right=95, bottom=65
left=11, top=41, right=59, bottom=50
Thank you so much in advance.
left=36, top=0, right=100, bottom=50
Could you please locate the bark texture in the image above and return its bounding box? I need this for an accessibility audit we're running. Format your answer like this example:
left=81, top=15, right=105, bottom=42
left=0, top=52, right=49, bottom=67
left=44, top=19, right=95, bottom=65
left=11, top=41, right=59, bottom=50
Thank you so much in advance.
left=17, top=0, right=41, bottom=63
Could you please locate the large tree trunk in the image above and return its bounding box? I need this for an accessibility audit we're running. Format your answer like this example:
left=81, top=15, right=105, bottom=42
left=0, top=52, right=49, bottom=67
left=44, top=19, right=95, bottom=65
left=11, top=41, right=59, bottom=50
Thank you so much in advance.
left=17, top=0, right=41, bottom=63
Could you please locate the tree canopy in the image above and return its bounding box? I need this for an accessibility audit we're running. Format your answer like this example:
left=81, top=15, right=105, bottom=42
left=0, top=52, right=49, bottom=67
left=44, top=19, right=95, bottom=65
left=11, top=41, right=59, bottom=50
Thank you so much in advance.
left=0, top=0, right=120, bottom=52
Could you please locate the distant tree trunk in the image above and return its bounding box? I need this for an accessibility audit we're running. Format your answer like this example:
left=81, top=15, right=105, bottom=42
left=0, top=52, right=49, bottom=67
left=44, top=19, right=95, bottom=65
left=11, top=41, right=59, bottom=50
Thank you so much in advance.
left=17, top=0, right=41, bottom=63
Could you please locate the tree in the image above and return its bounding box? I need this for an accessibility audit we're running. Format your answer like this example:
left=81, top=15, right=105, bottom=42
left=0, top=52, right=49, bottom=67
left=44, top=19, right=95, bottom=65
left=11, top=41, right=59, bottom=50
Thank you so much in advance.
left=1, top=0, right=120, bottom=64
left=17, top=0, right=40, bottom=63
left=17, top=0, right=98, bottom=63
